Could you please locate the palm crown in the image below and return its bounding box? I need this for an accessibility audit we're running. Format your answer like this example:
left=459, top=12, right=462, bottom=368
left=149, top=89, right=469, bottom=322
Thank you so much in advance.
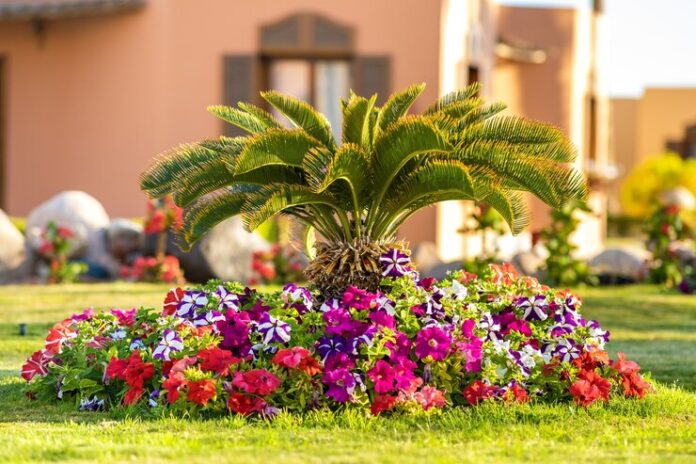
left=141, top=83, right=586, bottom=293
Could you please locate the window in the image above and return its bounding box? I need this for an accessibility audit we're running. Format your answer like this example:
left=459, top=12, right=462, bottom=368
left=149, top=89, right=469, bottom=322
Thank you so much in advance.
left=267, top=59, right=350, bottom=138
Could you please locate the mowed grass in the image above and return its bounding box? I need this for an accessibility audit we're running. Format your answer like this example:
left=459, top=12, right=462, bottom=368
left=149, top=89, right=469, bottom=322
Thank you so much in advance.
left=0, top=283, right=695, bottom=463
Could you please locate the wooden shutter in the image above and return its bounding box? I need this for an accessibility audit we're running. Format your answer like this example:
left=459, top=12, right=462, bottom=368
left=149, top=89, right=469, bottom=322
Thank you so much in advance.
left=222, top=55, right=258, bottom=136
left=353, top=56, right=391, bottom=105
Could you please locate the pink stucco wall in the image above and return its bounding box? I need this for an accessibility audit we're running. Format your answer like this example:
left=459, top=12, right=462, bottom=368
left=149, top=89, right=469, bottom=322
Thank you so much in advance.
left=0, top=0, right=441, bottom=245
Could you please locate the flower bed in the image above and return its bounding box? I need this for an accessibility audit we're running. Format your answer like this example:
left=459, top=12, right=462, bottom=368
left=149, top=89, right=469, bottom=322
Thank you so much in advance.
left=22, top=253, right=650, bottom=417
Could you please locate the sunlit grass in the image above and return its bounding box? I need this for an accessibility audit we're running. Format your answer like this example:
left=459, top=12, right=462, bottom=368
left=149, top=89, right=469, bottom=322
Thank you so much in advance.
left=0, top=282, right=695, bottom=462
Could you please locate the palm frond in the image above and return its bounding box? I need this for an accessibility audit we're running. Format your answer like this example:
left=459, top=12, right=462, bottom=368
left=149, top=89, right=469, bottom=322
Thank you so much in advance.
left=424, top=83, right=481, bottom=114
left=376, top=83, right=426, bottom=132
left=140, top=137, right=244, bottom=198
left=234, top=128, right=320, bottom=174
left=179, top=186, right=258, bottom=249
left=342, top=94, right=377, bottom=148
left=207, top=105, right=275, bottom=135
left=261, top=91, right=337, bottom=149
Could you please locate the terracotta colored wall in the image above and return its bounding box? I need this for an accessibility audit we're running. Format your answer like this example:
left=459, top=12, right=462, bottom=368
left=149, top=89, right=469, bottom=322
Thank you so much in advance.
left=492, top=6, right=577, bottom=230
left=0, top=0, right=442, bottom=238
left=608, top=98, right=638, bottom=213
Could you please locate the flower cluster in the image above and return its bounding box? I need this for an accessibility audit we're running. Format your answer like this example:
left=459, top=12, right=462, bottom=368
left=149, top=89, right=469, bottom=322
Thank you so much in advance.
left=144, top=197, right=183, bottom=235
left=23, top=253, right=650, bottom=416
left=37, top=221, right=88, bottom=284
left=249, top=244, right=305, bottom=286
left=120, top=255, right=185, bottom=284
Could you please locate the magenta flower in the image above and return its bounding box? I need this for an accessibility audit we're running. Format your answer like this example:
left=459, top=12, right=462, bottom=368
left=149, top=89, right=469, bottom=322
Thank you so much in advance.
left=323, top=368, right=356, bottom=403
left=393, top=358, right=418, bottom=390
left=379, top=249, right=411, bottom=277
left=386, top=331, right=412, bottom=363
left=342, top=286, right=377, bottom=311
left=458, top=337, right=483, bottom=372
left=111, top=308, right=137, bottom=326
left=217, top=311, right=252, bottom=356
left=414, top=326, right=452, bottom=361
left=369, top=309, right=395, bottom=329
left=368, top=360, right=396, bottom=393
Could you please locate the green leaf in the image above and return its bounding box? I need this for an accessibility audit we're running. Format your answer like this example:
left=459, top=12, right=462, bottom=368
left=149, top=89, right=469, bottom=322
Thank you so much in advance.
left=342, top=94, right=376, bottom=148
left=376, top=83, right=426, bottom=132
left=261, top=91, right=337, bottom=149
left=425, top=83, right=481, bottom=114
left=207, top=105, right=276, bottom=134
left=179, top=187, right=258, bottom=249
left=234, top=129, right=320, bottom=174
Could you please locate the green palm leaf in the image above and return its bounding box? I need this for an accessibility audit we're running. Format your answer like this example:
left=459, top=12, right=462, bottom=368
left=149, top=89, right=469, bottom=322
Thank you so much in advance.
left=425, top=83, right=481, bottom=114
left=342, top=93, right=377, bottom=148
left=376, top=83, right=425, bottom=132
left=261, top=91, right=337, bottom=149
left=234, top=129, right=320, bottom=174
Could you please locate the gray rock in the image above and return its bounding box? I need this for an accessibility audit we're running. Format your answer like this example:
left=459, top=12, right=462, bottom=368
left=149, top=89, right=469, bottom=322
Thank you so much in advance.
left=107, top=219, right=144, bottom=271
left=25, top=191, right=118, bottom=277
left=425, top=261, right=464, bottom=281
left=588, top=247, right=650, bottom=282
left=411, top=241, right=443, bottom=276
left=0, top=209, right=28, bottom=283
left=147, top=217, right=270, bottom=283
left=511, top=251, right=545, bottom=276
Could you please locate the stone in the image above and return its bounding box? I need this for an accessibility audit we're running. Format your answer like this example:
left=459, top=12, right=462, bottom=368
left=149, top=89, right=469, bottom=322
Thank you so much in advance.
left=411, top=241, right=443, bottom=276
left=588, top=247, right=650, bottom=283
left=510, top=250, right=545, bottom=276
left=25, top=191, right=118, bottom=278
left=146, top=217, right=270, bottom=283
left=0, top=209, right=28, bottom=283
left=106, top=219, right=144, bottom=271
left=426, top=261, right=464, bottom=281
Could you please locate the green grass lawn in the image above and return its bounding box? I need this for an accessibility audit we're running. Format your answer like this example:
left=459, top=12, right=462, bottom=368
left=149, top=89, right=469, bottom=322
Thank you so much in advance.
left=1, top=283, right=695, bottom=463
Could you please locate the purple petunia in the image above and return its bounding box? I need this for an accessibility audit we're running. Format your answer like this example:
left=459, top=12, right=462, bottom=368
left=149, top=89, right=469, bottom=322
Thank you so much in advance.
left=216, top=286, right=239, bottom=312
left=380, top=249, right=411, bottom=277
left=177, top=290, right=208, bottom=319
left=322, top=367, right=356, bottom=403
left=282, top=283, right=313, bottom=314
left=316, top=335, right=347, bottom=362
left=414, top=326, right=452, bottom=361
left=193, top=310, right=226, bottom=328
left=516, top=295, right=549, bottom=321
left=152, top=329, right=184, bottom=360
left=342, top=286, right=377, bottom=311
left=553, top=338, right=581, bottom=362
left=319, top=298, right=341, bottom=313
left=257, top=313, right=291, bottom=345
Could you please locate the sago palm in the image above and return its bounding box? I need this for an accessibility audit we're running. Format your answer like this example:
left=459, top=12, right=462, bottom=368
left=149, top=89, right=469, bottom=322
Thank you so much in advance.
left=140, top=82, right=586, bottom=295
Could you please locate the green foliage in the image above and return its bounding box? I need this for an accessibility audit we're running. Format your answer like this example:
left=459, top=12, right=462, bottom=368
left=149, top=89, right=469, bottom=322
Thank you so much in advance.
left=538, top=201, right=598, bottom=287
left=621, top=152, right=696, bottom=218
left=644, top=204, right=692, bottom=287
left=140, top=83, right=587, bottom=251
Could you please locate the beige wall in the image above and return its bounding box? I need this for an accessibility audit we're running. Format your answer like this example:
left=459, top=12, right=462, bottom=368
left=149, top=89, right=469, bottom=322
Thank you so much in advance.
left=0, top=0, right=442, bottom=233
left=609, top=88, right=696, bottom=214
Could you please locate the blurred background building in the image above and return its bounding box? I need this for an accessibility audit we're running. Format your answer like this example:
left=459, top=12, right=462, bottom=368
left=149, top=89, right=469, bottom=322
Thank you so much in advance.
left=0, top=0, right=694, bottom=261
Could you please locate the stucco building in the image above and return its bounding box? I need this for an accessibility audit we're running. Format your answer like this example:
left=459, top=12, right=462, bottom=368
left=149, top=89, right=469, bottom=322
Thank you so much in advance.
left=0, top=0, right=610, bottom=259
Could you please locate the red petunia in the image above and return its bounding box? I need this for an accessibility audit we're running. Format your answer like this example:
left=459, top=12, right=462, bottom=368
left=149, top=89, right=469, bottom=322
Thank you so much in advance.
left=106, top=351, right=154, bottom=389
left=272, top=347, right=322, bottom=376
left=162, top=371, right=187, bottom=404
left=227, top=392, right=266, bottom=415
left=621, top=372, right=651, bottom=399
left=231, top=369, right=281, bottom=396
left=44, top=325, right=76, bottom=355
left=187, top=378, right=217, bottom=406
left=611, top=352, right=640, bottom=377
left=573, top=348, right=610, bottom=371
left=123, top=386, right=145, bottom=405
left=505, top=384, right=529, bottom=404
left=463, top=380, right=498, bottom=406
left=163, top=287, right=185, bottom=316
left=21, top=349, right=52, bottom=382
left=569, top=370, right=612, bottom=407
left=371, top=394, right=397, bottom=415
left=106, top=357, right=129, bottom=380
left=198, top=347, right=239, bottom=377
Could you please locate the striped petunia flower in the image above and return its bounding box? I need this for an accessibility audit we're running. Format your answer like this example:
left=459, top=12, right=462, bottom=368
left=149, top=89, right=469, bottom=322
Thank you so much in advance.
left=216, top=286, right=240, bottom=312
left=177, top=291, right=208, bottom=319
left=516, top=295, right=549, bottom=321
left=257, top=314, right=292, bottom=345
left=152, top=329, right=184, bottom=360
left=379, top=249, right=411, bottom=277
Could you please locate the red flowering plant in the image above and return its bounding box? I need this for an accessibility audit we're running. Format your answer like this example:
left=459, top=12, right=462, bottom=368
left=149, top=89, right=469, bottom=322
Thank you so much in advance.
left=249, top=244, right=305, bottom=286
left=23, top=255, right=651, bottom=417
left=37, top=221, right=88, bottom=283
left=121, top=197, right=185, bottom=283
left=644, top=203, right=692, bottom=287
